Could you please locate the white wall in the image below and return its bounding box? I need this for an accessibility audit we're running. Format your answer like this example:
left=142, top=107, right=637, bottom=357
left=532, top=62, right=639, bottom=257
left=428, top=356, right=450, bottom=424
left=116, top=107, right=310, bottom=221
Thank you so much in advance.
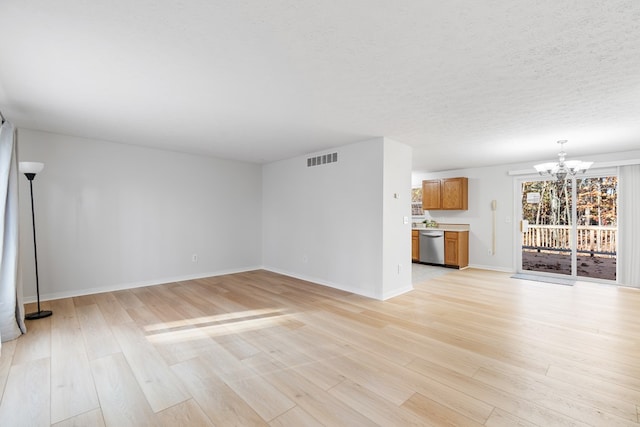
left=262, top=137, right=412, bottom=300
left=382, top=139, right=413, bottom=299
left=18, top=129, right=262, bottom=301
left=413, top=164, right=516, bottom=272
left=412, top=149, right=640, bottom=272
left=21, top=125, right=634, bottom=301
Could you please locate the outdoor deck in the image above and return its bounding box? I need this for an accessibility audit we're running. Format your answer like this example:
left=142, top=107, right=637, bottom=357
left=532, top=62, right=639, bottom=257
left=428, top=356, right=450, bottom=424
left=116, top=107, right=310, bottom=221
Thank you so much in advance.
left=521, top=225, right=617, bottom=280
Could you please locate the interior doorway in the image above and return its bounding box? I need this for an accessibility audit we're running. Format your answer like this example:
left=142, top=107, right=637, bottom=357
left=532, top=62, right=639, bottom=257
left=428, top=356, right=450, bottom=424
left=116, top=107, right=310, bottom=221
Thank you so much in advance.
left=518, top=175, right=617, bottom=281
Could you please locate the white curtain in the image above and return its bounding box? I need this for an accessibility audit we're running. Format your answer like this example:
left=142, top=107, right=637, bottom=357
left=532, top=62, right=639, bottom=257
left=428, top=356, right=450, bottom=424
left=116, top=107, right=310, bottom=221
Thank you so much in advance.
left=618, top=164, right=640, bottom=288
left=0, top=121, right=26, bottom=352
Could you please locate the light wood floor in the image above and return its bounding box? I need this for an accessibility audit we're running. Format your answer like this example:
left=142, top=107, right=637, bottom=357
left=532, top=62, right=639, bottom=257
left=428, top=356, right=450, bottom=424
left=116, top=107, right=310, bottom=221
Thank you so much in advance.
left=1, top=268, right=639, bottom=426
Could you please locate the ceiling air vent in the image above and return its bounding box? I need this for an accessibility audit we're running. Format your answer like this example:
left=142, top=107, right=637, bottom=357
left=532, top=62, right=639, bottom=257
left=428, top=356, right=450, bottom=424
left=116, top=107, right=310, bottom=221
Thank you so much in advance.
left=307, top=152, right=338, bottom=167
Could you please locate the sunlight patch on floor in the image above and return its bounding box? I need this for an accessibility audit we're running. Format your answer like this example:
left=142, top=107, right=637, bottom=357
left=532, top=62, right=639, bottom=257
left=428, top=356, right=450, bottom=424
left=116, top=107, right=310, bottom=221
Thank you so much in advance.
left=143, top=308, right=284, bottom=332
left=143, top=309, right=290, bottom=344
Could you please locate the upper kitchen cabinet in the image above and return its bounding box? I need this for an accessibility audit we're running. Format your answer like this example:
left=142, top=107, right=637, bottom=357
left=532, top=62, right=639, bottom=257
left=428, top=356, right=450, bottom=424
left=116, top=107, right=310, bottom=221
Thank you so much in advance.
left=422, top=177, right=468, bottom=210
left=421, top=180, right=441, bottom=210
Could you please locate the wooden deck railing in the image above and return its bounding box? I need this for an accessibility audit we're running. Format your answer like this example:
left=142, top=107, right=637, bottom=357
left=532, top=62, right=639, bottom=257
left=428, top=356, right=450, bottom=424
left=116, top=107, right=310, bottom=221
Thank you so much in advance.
left=522, top=225, right=617, bottom=255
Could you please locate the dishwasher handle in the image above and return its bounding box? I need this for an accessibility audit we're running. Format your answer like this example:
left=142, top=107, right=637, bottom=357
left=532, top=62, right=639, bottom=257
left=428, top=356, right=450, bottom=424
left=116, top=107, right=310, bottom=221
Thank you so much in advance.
left=420, top=231, right=444, bottom=238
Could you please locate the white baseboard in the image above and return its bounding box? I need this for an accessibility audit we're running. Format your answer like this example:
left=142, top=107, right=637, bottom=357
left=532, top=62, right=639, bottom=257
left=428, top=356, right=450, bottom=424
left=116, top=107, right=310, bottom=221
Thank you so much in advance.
left=381, top=285, right=414, bottom=301
left=261, top=266, right=380, bottom=300
left=262, top=267, right=414, bottom=301
left=26, top=265, right=435, bottom=304
left=23, top=265, right=264, bottom=303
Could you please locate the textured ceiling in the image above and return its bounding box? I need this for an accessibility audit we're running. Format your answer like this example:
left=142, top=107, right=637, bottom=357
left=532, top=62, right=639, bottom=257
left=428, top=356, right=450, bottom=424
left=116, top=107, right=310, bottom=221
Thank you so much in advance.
left=1, top=0, right=639, bottom=171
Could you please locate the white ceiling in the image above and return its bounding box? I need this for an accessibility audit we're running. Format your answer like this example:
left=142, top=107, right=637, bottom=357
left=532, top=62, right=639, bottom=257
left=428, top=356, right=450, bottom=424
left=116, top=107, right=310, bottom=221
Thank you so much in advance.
left=1, top=1, right=640, bottom=171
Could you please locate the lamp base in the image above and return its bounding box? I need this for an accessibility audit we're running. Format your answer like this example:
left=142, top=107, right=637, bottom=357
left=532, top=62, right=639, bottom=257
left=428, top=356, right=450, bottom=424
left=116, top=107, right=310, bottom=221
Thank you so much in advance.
left=25, top=310, right=53, bottom=320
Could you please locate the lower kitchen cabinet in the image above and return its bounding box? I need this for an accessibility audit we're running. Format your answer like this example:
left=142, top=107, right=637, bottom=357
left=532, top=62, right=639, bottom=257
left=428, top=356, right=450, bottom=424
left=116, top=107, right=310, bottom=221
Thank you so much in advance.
left=444, top=231, right=469, bottom=268
left=412, top=230, right=419, bottom=262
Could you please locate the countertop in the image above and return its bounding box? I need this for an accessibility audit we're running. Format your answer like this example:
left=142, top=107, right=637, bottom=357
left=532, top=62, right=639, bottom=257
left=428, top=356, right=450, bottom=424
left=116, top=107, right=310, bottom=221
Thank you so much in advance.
left=412, top=223, right=470, bottom=232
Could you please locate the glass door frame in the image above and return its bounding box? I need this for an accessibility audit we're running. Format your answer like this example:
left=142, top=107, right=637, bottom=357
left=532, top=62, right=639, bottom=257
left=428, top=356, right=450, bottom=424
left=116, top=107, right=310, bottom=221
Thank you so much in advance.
left=514, top=168, right=618, bottom=283
left=515, top=175, right=578, bottom=279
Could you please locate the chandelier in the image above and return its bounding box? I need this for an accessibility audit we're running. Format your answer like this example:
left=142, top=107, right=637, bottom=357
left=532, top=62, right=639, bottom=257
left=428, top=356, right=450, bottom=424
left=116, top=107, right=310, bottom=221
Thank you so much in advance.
left=534, top=140, right=592, bottom=181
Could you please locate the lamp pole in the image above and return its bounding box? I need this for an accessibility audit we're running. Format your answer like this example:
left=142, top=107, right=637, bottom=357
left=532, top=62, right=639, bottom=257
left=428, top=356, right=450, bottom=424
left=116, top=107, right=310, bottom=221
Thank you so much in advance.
left=20, top=162, right=52, bottom=320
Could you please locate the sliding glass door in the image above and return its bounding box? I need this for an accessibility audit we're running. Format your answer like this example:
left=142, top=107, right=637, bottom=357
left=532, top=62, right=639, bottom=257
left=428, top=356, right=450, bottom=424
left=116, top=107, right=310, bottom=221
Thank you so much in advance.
left=518, top=174, right=617, bottom=281
left=575, top=176, right=617, bottom=280
left=520, top=179, right=573, bottom=276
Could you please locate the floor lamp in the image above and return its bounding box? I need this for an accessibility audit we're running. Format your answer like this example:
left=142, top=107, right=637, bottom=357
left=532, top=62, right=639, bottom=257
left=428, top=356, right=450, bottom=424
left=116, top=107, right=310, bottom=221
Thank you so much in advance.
left=19, top=161, right=52, bottom=320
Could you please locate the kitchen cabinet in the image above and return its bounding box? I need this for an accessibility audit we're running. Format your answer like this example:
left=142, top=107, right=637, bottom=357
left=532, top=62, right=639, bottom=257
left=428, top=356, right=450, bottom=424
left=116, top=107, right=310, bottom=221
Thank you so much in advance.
left=421, top=180, right=441, bottom=210
left=422, top=177, right=468, bottom=210
left=412, top=230, right=419, bottom=262
left=444, top=231, right=469, bottom=268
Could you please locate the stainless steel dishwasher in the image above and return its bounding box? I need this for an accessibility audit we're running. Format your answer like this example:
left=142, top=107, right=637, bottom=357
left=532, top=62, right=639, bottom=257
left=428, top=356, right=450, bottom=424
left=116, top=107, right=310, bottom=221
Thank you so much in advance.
left=419, top=230, right=445, bottom=265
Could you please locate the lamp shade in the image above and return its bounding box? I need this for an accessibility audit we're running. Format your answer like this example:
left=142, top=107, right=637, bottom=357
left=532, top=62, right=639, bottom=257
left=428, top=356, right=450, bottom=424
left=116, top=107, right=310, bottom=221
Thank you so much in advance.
left=534, top=162, right=557, bottom=174
left=19, top=162, right=44, bottom=174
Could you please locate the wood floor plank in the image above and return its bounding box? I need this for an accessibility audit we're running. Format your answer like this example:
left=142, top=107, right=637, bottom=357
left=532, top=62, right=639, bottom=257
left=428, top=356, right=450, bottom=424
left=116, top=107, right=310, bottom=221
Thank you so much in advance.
left=49, top=298, right=77, bottom=328
left=171, top=356, right=268, bottom=426
left=165, top=282, right=230, bottom=316
left=547, top=356, right=640, bottom=393
left=318, top=354, right=416, bottom=406
left=75, top=304, right=121, bottom=360
left=127, top=304, right=216, bottom=366
left=3, top=268, right=640, bottom=426
left=155, top=399, right=214, bottom=426
left=50, top=299, right=100, bottom=424
left=93, top=292, right=134, bottom=325
left=215, top=331, right=262, bottom=360
left=288, top=325, right=356, bottom=360
left=11, top=314, right=51, bottom=365
left=126, top=304, right=165, bottom=330
left=269, top=406, right=324, bottom=427
left=304, top=309, right=416, bottom=366
left=474, top=366, right=639, bottom=426
left=241, top=351, right=289, bottom=377
left=290, top=359, right=346, bottom=391
left=226, top=376, right=296, bottom=422
left=0, top=357, right=50, bottom=426
left=263, top=368, right=379, bottom=427
left=406, top=353, right=589, bottom=426
left=72, top=294, right=97, bottom=307
left=195, top=337, right=264, bottom=383
left=359, top=353, right=494, bottom=424
left=381, top=324, right=484, bottom=376
left=499, top=359, right=640, bottom=420
left=483, top=408, right=538, bottom=427
left=112, top=289, right=145, bottom=310
left=90, top=353, right=157, bottom=426
left=428, top=308, right=640, bottom=379
left=51, top=326, right=100, bottom=423
left=0, top=338, right=17, bottom=402
left=328, top=379, right=429, bottom=426
left=401, top=391, right=484, bottom=427
left=51, top=408, right=106, bottom=427
left=110, top=322, right=190, bottom=412
left=248, top=330, right=318, bottom=368
left=129, top=286, right=171, bottom=308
